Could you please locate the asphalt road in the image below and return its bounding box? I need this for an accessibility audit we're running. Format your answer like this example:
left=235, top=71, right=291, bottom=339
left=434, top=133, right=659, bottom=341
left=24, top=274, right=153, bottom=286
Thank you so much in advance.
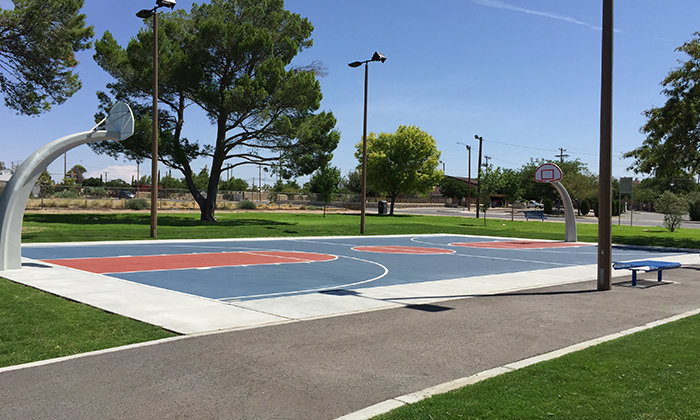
left=2, top=268, right=700, bottom=420
left=395, top=206, right=700, bottom=229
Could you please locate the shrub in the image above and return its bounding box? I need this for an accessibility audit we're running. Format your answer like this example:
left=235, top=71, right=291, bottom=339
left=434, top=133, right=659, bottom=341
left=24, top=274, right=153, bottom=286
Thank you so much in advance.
left=579, top=200, right=590, bottom=216
left=53, top=189, right=81, bottom=199
left=655, top=191, right=688, bottom=232
left=83, top=187, right=109, bottom=198
left=543, top=198, right=553, bottom=214
left=236, top=200, right=257, bottom=210
left=687, top=192, right=700, bottom=221
left=125, top=199, right=149, bottom=210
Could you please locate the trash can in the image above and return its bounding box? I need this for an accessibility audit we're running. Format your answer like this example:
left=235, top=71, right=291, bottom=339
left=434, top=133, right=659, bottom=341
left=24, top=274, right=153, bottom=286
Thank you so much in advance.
left=378, top=200, right=388, bottom=214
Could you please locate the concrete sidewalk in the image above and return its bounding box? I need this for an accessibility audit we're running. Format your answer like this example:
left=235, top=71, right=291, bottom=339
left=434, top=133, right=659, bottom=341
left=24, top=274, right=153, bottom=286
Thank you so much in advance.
left=2, top=265, right=699, bottom=419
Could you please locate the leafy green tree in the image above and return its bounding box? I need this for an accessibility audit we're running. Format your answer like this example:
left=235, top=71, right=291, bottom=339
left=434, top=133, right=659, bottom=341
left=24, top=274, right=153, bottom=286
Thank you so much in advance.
left=343, top=170, right=362, bottom=194
left=37, top=170, right=53, bottom=185
left=219, top=177, right=249, bottom=192
left=687, top=192, right=700, bottom=221
left=159, top=173, right=185, bottom=190
left=624, top=32, right=700, bottom=178
left=192, top=167, right=209, bottom=192
left=477, top=165, right=501, bottom=224
left=90, top=0, right=339, bottom=222
left=439, top=177, right=471, bottom=205
left=355, top=125, right=442, bottom=215
left=82, top=177, right=102, bottom=187
left=308, top=165, right=341, bottom=217
left=655, top=191, right=688, bottom=232
left=499, top=168, right=523, bottom=221
left=0, top=0, right=93, bottom=115
left=67, top=164, right=87, bottom=184
left=105, top=179, right=130, bottom=188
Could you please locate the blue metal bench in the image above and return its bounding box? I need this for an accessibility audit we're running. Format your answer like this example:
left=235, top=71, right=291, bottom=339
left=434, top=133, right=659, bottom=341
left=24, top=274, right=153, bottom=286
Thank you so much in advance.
left=612, top=260, right=681, bottom=286
left=523, top=210, right=546, bottom=221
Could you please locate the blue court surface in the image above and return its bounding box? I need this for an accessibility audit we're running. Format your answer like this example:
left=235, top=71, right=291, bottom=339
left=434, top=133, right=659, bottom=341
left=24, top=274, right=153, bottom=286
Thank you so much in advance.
left=8, top=234, right=698, bottom=334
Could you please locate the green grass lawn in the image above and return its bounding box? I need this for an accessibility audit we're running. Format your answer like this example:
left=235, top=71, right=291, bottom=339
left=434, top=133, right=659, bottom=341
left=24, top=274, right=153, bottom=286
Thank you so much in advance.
left=0, top=276, right=175, bottom=368
left=20, top=211, right=700, bottom=250
left=374, top=313, right=700, bottom=419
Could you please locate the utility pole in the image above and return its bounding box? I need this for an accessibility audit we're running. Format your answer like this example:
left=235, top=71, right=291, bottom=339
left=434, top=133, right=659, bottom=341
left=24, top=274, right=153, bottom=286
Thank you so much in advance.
left=556, top=148, right=569, bottom=163
left=598, top=0, right=614, bottom=291
left=457, top=142, right=472, bottom=211
left=483, top=155, right=491, bottom=167
left=474, top=134, right=484, bottom=218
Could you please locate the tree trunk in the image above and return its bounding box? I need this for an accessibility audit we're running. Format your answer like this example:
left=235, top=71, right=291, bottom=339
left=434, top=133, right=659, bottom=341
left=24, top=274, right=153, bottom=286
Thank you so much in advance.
left=389, top=194, right=398, bottom=216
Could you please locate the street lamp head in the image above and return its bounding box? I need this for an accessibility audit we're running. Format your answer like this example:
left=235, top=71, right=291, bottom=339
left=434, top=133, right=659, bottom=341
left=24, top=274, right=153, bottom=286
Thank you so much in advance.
left=371, top=52, right=387, bottom=63
left=348, top=61, right=363, bottom=68
left=156, top=0, right=176, bottom=9
left=474, top=134, right=479, bottom=139
left=136, top=9, right=154, bottom=18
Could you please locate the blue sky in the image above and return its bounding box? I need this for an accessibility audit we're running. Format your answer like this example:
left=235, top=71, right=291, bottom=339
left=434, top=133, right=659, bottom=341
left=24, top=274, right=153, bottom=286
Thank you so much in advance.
left=2, top=0, right=699, bottom=188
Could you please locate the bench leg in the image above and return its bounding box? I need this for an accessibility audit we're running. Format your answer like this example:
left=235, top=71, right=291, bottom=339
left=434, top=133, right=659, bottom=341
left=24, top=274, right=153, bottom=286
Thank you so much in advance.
left=632, top=270, right=637, bottom=287
left=658, top=270, right=663, bottom=282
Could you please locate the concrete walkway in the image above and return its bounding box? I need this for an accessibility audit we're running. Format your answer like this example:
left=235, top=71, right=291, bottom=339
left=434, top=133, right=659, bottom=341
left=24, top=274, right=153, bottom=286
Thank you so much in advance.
left=1, top=257, right=699, bottom=419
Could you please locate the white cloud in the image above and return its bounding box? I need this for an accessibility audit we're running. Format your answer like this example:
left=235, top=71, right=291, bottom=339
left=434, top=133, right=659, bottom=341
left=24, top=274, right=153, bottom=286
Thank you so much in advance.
left=470, top=0, right=603, bottom=31
left=86, top=165, right=138, bottom=183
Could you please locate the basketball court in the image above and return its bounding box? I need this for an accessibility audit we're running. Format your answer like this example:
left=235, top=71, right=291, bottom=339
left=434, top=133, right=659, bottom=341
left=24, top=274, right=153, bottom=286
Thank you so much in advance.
left=3, top=234, right=697, bottom=334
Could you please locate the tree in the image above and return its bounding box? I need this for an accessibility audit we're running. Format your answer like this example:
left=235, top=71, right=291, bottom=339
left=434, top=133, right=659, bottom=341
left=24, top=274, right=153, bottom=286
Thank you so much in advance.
left=439, top=176, right=471, bottom=206
left=90, top=0, right=339, bottom=222
left=82, top=177, right=102, bottom=187
left=308, top=165, right=341, bottom=217
left=499, top=168, right=523, bottom=221
left=477, top=165, right=502, bottom=224
left=355, top=125, right=442, bottom=215
left=343, top=170, right=362, bottom=194
left=655, top=191, right=688, bottom=232
left=0, top=0, right=93, bottom=115
left=219, top=177, right=249, bottom=192
left=67, top=164, right=87, bottom=184
left=624, top=32, right=700, bottom=178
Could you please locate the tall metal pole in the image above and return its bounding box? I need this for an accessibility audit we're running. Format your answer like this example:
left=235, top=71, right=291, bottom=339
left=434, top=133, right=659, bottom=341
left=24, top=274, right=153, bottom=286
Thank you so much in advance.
left=475, top=135, right=483, bottom=218
left=150, top=11, right=159, bottom=238
left=597, top=0, right=614, bottom=291
left=360, top=62, right=369, bottom=234
left=467, top=145, right=471, bottom=211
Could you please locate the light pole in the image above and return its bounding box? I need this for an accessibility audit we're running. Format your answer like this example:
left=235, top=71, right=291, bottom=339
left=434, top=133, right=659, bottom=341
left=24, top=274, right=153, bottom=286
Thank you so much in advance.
left=597, top=0, right=613, bottom=291
left=136, top=0, right=176, bottom=238
left=349, top=51, right=386, bottom=234
left=474, top=134, right=484, bottom=218
left=456, top=142, right=472, bottom=211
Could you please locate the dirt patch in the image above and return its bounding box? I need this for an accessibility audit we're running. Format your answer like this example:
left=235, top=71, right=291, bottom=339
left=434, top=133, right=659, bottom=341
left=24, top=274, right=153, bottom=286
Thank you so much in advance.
left=21, top=226, right=47, bottom=233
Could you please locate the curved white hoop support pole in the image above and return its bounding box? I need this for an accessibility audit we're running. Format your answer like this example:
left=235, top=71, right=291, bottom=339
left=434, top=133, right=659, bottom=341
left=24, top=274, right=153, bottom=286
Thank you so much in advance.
left=0, top=103, right=134, bottom=270
left=551, top=180, right=578, bottom=242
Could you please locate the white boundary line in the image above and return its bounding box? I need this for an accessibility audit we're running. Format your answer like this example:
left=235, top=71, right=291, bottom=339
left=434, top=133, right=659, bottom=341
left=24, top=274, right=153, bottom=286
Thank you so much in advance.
left=335, top=308, right=700, bottom=420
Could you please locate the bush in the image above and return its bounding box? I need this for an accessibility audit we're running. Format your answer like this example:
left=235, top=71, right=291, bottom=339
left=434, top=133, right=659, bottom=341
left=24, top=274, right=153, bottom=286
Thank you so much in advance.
left=687, top=192, right=700, bottom=221
left=655, top=191, right=688, bottom=232
left=53, top=188, right=81, bottom=199
left=125, top=199, right=149, bottom=210
left=579, top=200, right=590, bottom=216
left=83, top=187, right=109, bottom=198
left=543, top=198, right=553, bottom=214
left=236, top=200, right=257, bottom=210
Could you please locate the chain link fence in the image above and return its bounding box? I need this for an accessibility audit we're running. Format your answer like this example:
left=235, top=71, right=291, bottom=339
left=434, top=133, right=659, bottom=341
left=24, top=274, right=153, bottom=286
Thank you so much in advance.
left=24, top=185, right=451, bottom=210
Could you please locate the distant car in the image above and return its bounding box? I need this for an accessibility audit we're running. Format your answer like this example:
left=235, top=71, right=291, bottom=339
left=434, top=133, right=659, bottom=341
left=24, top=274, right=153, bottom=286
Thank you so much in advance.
left=527, top=200, right=543, bottom=209
left=118, top=190, right=136, bottom=199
